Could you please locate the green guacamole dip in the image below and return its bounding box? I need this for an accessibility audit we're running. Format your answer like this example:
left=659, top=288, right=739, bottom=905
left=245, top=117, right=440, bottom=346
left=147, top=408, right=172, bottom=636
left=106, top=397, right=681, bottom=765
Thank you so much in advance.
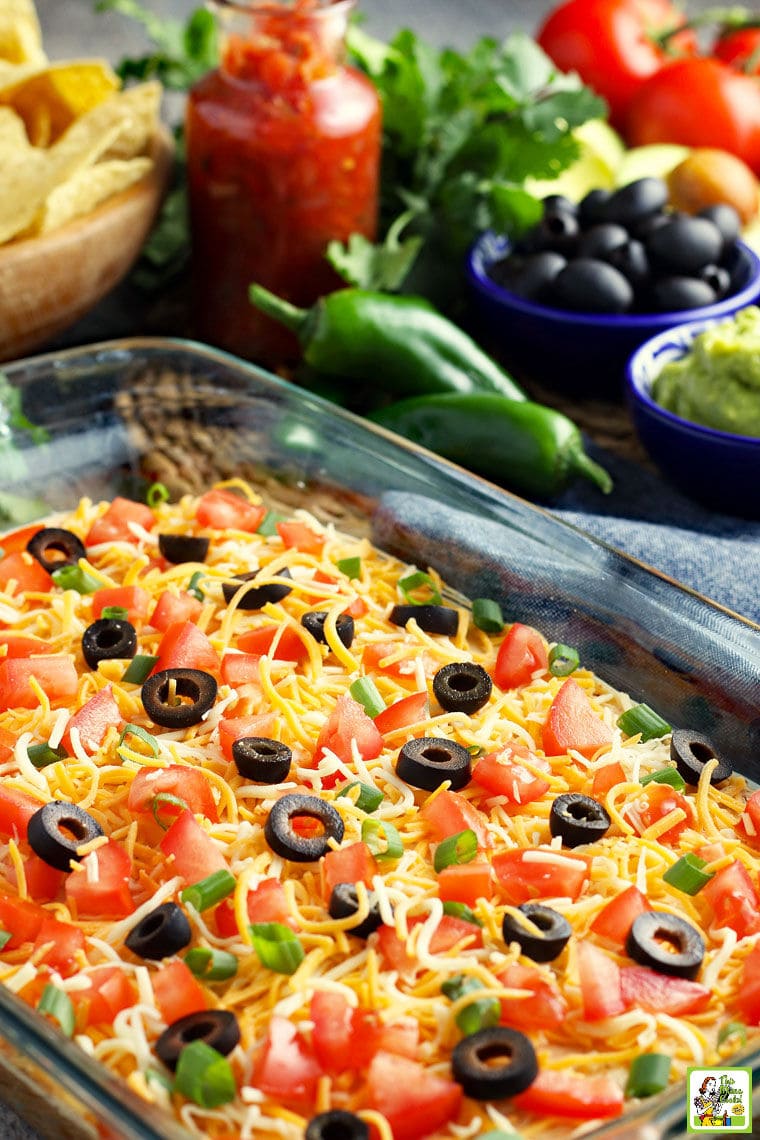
left=652, top=306, right=760, bottom=437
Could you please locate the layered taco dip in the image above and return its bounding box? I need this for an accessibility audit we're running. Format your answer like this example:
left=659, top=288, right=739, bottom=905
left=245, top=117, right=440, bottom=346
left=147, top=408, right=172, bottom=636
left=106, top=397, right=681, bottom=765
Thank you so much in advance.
left=0, top=481, right=757, bottom=1139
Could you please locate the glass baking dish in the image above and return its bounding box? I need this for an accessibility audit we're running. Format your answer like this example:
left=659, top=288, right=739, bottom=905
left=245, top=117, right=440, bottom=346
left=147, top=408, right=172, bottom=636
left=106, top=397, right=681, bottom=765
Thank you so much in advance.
left=0, top=335, right=758, bottom=1140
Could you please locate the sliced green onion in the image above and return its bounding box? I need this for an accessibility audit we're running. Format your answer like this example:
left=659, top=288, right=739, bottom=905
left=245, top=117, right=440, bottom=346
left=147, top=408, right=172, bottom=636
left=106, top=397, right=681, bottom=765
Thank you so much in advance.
left=624, top=1053, right=671, bottom=1098
left=152, top=793, right=189, bottom=830
left=121, top=654, right=159, bottom=684
left=433, top=828, right=478, bottom=873
left=187, top=571, right=205, bottom=602
left=0, top=929, right=12, bottom=950
left=441, top=974, right=481, bottom=1001
left=442, top=901, right=483, bottom=927
left=361, top=818, right=403, bottom=862
left=145, top=1067, right=174, bottom=1093
left=618, top=703, right=672, bottom=742
left=184, top=947, right=238, bottom=982
left=663, top=853, right=715, bottom=895
left=718, top=1020, right=747, bottom=1048
left=181, top=869, right=236, bottom=912
left=349, top=676, right=385, bottom=719
left=398, top=570, right=442, bottom=606
left=548, top=643, right=580, bottom=677
left=256, top=510, right=284, bottom=536
left=100, top=605, right=129, bottom=620
left=640, top=767, right=686, bottom=791
left=249, top=922, right=304, bottom=975
left=117, top=723, right=159, bottom=757
left=337, top=781, right=384, bottom=813
left=27, top=741, right=68, bottom=769
left=441, top=975, right=500, bottom=1036
left=471, top=598, right=504, bottom=633
left=466, top=744, right=485, bottom=758
left=51, top=565, right=100, bottom=594
left=336, top=556, right=361, bottom=579
left=146, top=482, right=170, bottom=507
left=174, top=1040, right=236, bottom=1108
left=480, top=1132, right=526, bottom=1140
left=37, top=983, right=75, bottom=1037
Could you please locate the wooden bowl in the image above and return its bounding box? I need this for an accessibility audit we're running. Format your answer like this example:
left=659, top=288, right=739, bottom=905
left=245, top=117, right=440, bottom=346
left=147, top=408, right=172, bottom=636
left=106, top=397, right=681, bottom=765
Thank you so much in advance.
left=0, top=123, right=174, bottom=363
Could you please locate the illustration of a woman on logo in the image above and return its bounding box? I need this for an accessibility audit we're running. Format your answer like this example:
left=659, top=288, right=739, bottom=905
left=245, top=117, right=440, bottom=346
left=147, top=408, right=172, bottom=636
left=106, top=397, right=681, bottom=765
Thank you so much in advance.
left=693, top=1075, right=722, bottom=1125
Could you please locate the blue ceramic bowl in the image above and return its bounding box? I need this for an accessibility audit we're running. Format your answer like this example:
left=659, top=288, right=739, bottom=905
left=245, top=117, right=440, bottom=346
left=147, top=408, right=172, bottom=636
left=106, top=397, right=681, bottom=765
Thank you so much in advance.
left=626, top=313, right=760, bottom=517
left=466, top=231, right=760, bottom=396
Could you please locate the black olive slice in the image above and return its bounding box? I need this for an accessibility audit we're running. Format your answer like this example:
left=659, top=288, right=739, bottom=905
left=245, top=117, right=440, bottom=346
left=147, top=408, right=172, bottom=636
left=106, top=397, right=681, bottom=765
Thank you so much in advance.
left=222, top=567, right=292, bottom=609
left=232, top=737, right=292, bottom=783
left=396, top=737, right=472, bottom=792
left=141, top=667, right=218, bottom=728
left=451, top=1026, right=538, bottom=1100
left=27, top=801, right=105, bottom=871
left=389, top=604, right=459, bottom=636
left=432, top=662, right=492, bottom=714
left=670, top=729, right=732, bottom=786
left=82, top=618, right=137, bottom=669
left=264, top=793, right=344, bottom=862
left=626, top=911, right=705, bottom=979
left=26, top=527, right=86, bottom=573
left=328, top=883, right=383, bottom=939
left=549, top=792, right=611, bottom=847
left=301, top=611, right=355, bottom=649
left=155, top=1009, right=240, bottom=1071
left=125, top=901, right=192, bottom=960
left=501, top=903, right=571, bottom=963
left=158, top=533, right=210, bottom=564
left=306, top=1111, right=370, bottom=1140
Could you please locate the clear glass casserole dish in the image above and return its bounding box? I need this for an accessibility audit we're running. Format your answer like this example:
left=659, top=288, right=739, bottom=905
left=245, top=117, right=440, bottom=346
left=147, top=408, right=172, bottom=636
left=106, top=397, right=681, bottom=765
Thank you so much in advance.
left=0, top=335, right=757, bottom=1140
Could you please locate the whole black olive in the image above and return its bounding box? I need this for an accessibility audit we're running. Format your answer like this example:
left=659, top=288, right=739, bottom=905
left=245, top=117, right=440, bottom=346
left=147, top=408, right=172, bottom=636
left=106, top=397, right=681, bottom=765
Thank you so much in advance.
left=396, top=737, right=471, bottom=791
left=328, top=883, right=383, bottom=939
left=577, top=223, right=628, bottom=261
left=698, top=263, right=731, bottom=298
left=158, top=533, right=210, bottom=564
left=536, top=202, right=579, bottom=255
left=82, top=618, right=137, bottom=668
left=602, top=177, right=669, bottom=227
left=549, top=792, right=611, bottom=847
left=222, top=567, right=292, bottom=609
left=578, top=187, right=612, bottom=228
left=626, top=911, right=705, bottom=979
left=301, top=611, right=355, bottom=649
left=432, top=662, right=492, bottom=715
left=698, top=203, right=741, bottom=250
left=451, top=1026, right=538, bottom=1099
left=645, top=215, right=723, bottom=275
left=155, top=1009, right=240, bottom=1071
left=305, top=1111, right=370, bottom=1140
left=264, top=793, right=344, bottom=862
left=493, top=250, right=567, bottom=301
left=389, top=604, right=459, bottom=636
left=141, top=667, right=218, bottom=728
left=607, top=238, right=650, bottom=288
left=548, top=258, right=634, bottom=314
left=670, top=729, right=732, bottom=785
left=27, top=801, right=104, bottom=871
left=125, top=902, right=192, bottom=959
left=501, top=902, right=571, bottom=963
left=649, top=276, right=717, bottom=312
left=26, top=527, right=86, bottom=573
left=231, top=737, right=292, bottom=783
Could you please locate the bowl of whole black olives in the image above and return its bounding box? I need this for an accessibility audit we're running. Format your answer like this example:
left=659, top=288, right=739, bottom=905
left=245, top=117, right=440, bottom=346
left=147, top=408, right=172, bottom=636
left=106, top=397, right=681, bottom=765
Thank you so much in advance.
left=466, top=176, right=760, bottom=395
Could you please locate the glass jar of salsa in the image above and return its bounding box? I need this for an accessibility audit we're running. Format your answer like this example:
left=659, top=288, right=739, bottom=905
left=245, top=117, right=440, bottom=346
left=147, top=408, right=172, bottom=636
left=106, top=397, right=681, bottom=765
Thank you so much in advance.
left=186, top=0, right=381, bottom=367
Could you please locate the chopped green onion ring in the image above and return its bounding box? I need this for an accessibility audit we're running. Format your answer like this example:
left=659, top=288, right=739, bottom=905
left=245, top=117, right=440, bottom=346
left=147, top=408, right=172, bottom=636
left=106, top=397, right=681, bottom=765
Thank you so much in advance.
left=718, top=1020, right=747, bottom=1048
left=184, top=947, right=238, bottom=982
left=181, top=869, right=236, bottom=912
left=433, top=828, right=478, bottom=872
left=398, top=570, right=442, bottom=606
left=548, top=643, right=580, bottom=677
left=38, top=983, right=75, bottom=1037
left=618, top=703, right=672, bottom=742
left=471, top=598, right=504, bottom=633
left=146, top=482, right=170, bottom=507
left=100, top=605, right=129, bottom=620
left=0, top=929, right=11, bottom=950
left=187, top=571, right=205, bottom=602
left=151, top=793, right=189, bottom=830
left=640, top=767, right=686, bottom=791
left=117, top=723, right=159, bottom=757
left=249, top=922, right=304, bottom=975
left=337, top=781, right=384, bottom=813
left=51, top=565, right=100, bottom=594
left=121, top=655, right=159, bottom=684
left=256, top=510, right=283, bottom=536
left=173, top=1040, right=236, bottom=1108
left=442, top=901, right=483, bottom=926
left=349, top=676, right=385, bottom=719
left=361, top=818, right=403, bottom=861
left=27, top=741, right=68, bottom=769
left=336, top=556, right=361, bottom=579
left=624, top=1052, right=671, bottom=1098
left=663, top=853, right=715, bottom=895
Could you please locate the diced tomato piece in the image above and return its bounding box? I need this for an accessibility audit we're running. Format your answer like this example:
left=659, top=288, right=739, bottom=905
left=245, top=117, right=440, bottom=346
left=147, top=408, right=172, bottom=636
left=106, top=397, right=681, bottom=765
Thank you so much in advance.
left=252, top=1016, right=321, bottom=1108
left=62, top=686, right=122, bottom=754
left=0, top=551, right=53, bottom=594
left=23, top=854, right=64, bottom=902
left=472, top=743, right=551, bottom=810
left=0, top=656, right=78, bottom=711
left=276, top=520, right=324, bottom=555
left=361, top=640, right=422, bottom=683
left=0, top=633, right=49, bottom=658
left=127, top=764, right=218, bottom=822
left=496, top=961, right=567, bottom=1032
left=92, top=585, right=151, bottom=625
left=374, top=691, right=429, bottom=736
left=437, top=861, right=494, bottom=905
left=620, top=966, right=710, bottom=1016
left=702, top=860, right=760, bottom=939
left=215, top=877, right=294, bottom=938
left=513, top=1069, right=624, bottom=1120
left=159, top=809, right=227, bottom=885
left=85, top=497, right=156, bottom=546
left=310, top=990, right=356, bottom=1075
left=312, top=693, right=383, bottom=771
left=220, top=652, right=262, bottom=689
left=236, top=624, right=309, bottom=662
left=78, top=965, right=137, bottom=1027
left=0, top=785, right=42, bottom=841
left=0, top=893, right=46, bottom=948
left=375, top=924, right=413, bottom=973
left=66, top=839, right=134, bottom=918
left=492, top=848, right=589, bottom=904
left=420, top=789, right=491, bottom=849
left=365, top=1052, right=463, bottom=1140
left=590, top=885, right=651, bottom=946
left=0, top=726, right=14, bottom=762
left=429, top=913, right=483, bottom=953
left=151, top=620, right=220, bottom=677
left=493, top=622, right=548, bottom=690
left=739, top=788, right=760, bottom=842
left=627, top=782, right=693, bottom=845
left=592, top=760, right=626, bottom=798
left=740, top=942, right=760, bottom=1026
left=218, top=712, right=276, bottom=763
left=152, top=960, right=208, bottom=1024
left=195, top=488, right=266, bottom=532
left=149, top=589, right=203, bottom=632
left=33, top=915, right=85, bottom=977
left=321, top=841, right=377, bottom=901
left=0, top=523, right=44, bottom=554
left=542, top=678, right=614, bottom=759
left=577, top=940, right=626, bottom=1021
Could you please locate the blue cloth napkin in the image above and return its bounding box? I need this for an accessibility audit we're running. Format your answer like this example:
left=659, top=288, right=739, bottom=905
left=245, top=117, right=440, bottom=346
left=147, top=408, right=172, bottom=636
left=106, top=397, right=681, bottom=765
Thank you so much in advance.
left=553, top=446, right=760, bottom=625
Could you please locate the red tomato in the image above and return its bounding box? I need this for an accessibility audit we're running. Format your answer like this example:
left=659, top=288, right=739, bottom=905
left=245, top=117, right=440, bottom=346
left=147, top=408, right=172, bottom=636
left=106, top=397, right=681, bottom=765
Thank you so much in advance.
left=215, top=877, right=294, bottom=937
left=220, top=652, right=262, bottom=688
left=159, top=809, right=228, bottom=885
left=66, top=839, right=134, bottom=918
left=276, top=520, right=324, bottom=555
left=493, top=622, right=547, bottom=690
left=365, top=1051, right=463, bottom=1140
left=592, top=760, right=626, bottom=798
left=739, top=788, right=760, bottom=842
left=152, top=960, right=208, bottom=1024
left=437, top=861, right=494, bottom=906
left=310, top=990, right=356, bottom=1075
left=321, top=841, right=377, bottom=901
left=0, top=551, right=53, bottom=594
left=496, top=961, right=567, bottom=1032
left=577, top=941, right=627, bottom=1020
left=236, top=624, right=309, bottom=662
left=620, top=965, right=710, bottom=1015
left=312, top=693, right=383, bottom=769
left=740, top=942, right=760, bottom=1026
left=429, top=913, right=483, bottom=953
left=0, top=726, right=14, bottom=762
left=0, top=785, right=43, bottom=841
left=361, top=640, right=423, bottom=683
left=195, top=487, right=266, bottom=532
left=85, top=497, right=156, bottom=546
left=702, top=860, right=760, bottom=939
left=514, top=1069, right=624, bottom=1120
left=472, top=743, right=551, bottom=809
left=0, top=633, right=49, bottom=658
left=714, top=27, right=760, bottom=76
left=0, top=523, right=44, bottom=554
left=627, top=781, right=692, bottom=844
left=375, top=924, right=414, bottom=974
left=492, top=848, right=589, bottom=904
left=23, top=854, right=64, bottom=902
left=62, top=686, right=122, bottom=755
left=32, top=915, right=85, bottom=977
left=420, top=789, right=490, bottom=849
left=127, top=764, right=218, bottom=822
left=542, top=678, right=613, bottom=759
left=0, top=656, right=78, bottom=711
left=151, top=620, right=220, bottom=676
left=149, top=590, right=203, bottom=632
left=627, top=57, right=760, bottom=174
left=218, top=712, right=276, bottom=762
left=92, top=586, right=151, bottom=625
left=590, top=884, right=651, bottom=946
left=374, top=691, right=428, bottom=736
left=252, top=1016, right=321, bottom=1107
left=0, top=893, right=46, bottom=947
left=78, top=966, right=137, bottom=1027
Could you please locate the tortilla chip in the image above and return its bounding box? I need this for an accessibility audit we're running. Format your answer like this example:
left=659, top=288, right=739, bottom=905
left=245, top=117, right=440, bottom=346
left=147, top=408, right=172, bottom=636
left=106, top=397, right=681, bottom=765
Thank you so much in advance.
left=0, top=60, right=119, bottom=144
left=0, top=0, right=46, bottom=66
left=28, top=156, right=153, bottom=235
left=100, top=81, right=163, bottom=160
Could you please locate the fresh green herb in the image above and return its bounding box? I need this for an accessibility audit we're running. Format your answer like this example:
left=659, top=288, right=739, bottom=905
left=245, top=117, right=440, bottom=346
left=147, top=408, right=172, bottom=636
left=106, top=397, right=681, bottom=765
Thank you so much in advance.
left=38, top=984, right=75, bottom=1037
left=187, top=570, right=205, bottom=601
left=27, top=742, right=68, bottom=769
left=118, top=723, right=159, bottom=757
left=336, top=556, right=361, bottom=579
left=640, top=767, right=686, bottom=791
left=398, top=570, right=442, bottom=606
left=433, top=828, right=478, bottom=872
left=349, top=676, right=385, bottom=719
left=624, top=1053, right=671, bottom=1098
left=151, top=792, right=189, bottom=829
left=184, top=947, right=238, bottom=982
left=442, top=901, right=483, bottom=926
left=548, top=643, right=580, bottom=677
left=337, top=781, right=384, bottom=813
left=361, top=818, right=403, bottom=861
left=95, top=0, right=218, bottom=89
left=663, top=853, right=715, bottom=896
left=249, top=922, right=305, bottom=975
left=618, top=703, right=672, bottom=742
left=121, top=654, right=159, bottom=684
left=51, top=565, right=100, bottom=594
left=173, top=1040, right=236, bottom=1108
left=181, top=869, right=236, bottom=911
left=471, top=598, right=504, bottom=633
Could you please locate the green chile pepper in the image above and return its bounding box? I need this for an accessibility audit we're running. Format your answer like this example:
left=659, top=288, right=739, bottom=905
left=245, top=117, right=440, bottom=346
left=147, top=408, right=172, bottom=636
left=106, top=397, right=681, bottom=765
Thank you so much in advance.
left=249, top=284, right=527, bottom=401
left=369, top=392, right=612, bottom=500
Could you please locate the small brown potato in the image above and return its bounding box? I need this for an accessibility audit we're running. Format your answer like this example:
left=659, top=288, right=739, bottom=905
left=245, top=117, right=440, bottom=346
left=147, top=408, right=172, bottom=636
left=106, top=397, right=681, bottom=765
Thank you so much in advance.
left=667, top=148, right=759, bottom=225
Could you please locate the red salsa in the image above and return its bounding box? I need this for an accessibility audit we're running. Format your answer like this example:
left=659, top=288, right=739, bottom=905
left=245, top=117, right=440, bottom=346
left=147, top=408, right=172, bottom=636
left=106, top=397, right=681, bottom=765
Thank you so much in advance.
left=186, top=0, right=381, bottom=365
